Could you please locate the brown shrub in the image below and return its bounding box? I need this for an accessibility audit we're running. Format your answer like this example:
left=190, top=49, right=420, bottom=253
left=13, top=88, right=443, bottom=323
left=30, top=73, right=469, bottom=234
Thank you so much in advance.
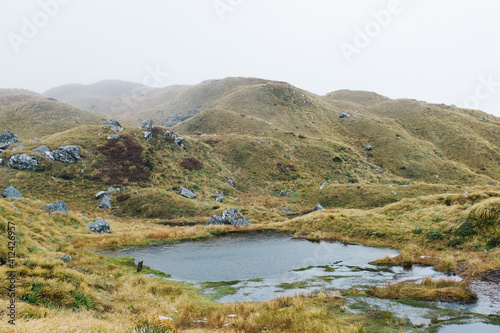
left=180, top=157, right=203, bottom=171
left=276, top=163, right=296, bottom=173
left=116, top=193, right=131, bottom=202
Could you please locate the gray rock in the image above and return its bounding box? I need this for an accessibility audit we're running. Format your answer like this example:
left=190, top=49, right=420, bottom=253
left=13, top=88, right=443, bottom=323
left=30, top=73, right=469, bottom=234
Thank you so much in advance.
left=215, top=196, right=223, bottom=203
left=313, top=203, right=324, bottom=212
left=483, top=116, right=488, bottom=120
left=108, top=187, right=117, bottom=193
left=226, top=177, right=235, bottom=187
left=94, top=191, right=109, bottom=199
left=173, top=135, right=185, bottom=147
left=8, top=154, right=40, bottom=170
left=180, top=187, right=197, bottom=199
left=144, top=131, right=152, bottom=142
left=362, top=145, right=372, bottom=151
left=44, top=201, right=68, bottom=213
left=119, top=187, right=127, bottom=192
left=164, top=130, right=172, bottom=137
left=206, top=207, right=251, bottom=227
left=214, top=192, right=224, bottom=202
left=0, top=131, right=18, bottom=150
left=52, top=145, right=80, bottom=163
left=0, top=158, right=3, bottom=165
left=2, top=186, right=23, bottom=199
left=32, top=145, right=55, bottom=160
left=279, top=191, right=291, bottom=197
left=105, top=119, right=121, bottom=127
left=142, top=118, right=153, bottom=129
left=12, top=144, right=26, bottom=151
left=375, top=168, right=382, bottom=173
left=87, top=220, right=111, bottom=233
left=98, top=195, right=111, bottom=209
left=321, top=182, right=329, bottom=186
left=162, top=110, right=200, bottom=127
left=57, top=254, right=72, bottom=261
left=339, top=112, right=351, bottom=119
left=107, top=134, right=120, bottom=140
left=281, top=206, right=293, bottom=212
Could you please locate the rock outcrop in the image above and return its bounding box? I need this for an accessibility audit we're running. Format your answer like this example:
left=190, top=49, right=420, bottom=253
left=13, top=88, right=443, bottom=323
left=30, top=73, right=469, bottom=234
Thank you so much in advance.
left=87, top=220, right=111, bottom=233
left=179, top=187, right=197, bottom=199
left=313, top=203, right=324, bottom=212
left=105, top=119, right=122, bottom=127
left=142, top=118, right=153, bottom=129
left=8, top=154, right=40, bottom=170
left=52, top=145, right=80, bottom=163
left=2, top=186, right=23, bottom=199
left=98, top=195, right=111, bottom=209
left=44, top=201, right=68, bottom=213
left=206, top=207, right=251, bottom=227
left=0, top=131, right=18, bottom=150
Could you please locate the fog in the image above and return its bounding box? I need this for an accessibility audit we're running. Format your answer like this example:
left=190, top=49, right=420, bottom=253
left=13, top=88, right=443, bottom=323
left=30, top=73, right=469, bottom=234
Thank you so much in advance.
left=1, top=0, right=499, bottom=116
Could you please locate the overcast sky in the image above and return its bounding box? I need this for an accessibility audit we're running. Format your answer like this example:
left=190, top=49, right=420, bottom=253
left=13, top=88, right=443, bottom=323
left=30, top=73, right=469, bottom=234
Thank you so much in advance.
left=1, top=0, right=499, bottom=117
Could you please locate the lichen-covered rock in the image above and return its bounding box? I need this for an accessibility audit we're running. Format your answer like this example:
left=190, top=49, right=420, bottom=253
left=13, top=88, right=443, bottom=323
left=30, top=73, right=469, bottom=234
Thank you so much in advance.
left=313, top=203, right=324, bottom=212
left=105, top=119, right=121, bottom=127
left=179, top=187, right=197, bottom=199
left=7, top=154, right=40, bottom=170
left=32, top=145, right=54, bottom=160
left=0, top=131, right=18, bottom=150
left=142, top=118, right=153, bottom=129
left=44, top=201, right=68, bottom=213
left=87, top=220, right=111, bottom=233
left=206, top=207, right=251, bottom=227
left=98, top=195, right=111, bottom=209
left=2, top=186, right=23, bottom=199
left=52, top=145, right=80, bottom=163
left=57, top=254, right=72, bottom=261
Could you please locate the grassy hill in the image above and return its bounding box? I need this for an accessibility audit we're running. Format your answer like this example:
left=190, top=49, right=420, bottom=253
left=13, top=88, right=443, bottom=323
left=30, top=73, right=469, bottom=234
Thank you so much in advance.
left=0, top=91, right=105, bottom=139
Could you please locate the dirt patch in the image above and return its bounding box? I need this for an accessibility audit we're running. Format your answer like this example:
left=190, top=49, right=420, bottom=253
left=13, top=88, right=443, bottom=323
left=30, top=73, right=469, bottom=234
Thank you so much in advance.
left=481, top=270, right=500, bottom=283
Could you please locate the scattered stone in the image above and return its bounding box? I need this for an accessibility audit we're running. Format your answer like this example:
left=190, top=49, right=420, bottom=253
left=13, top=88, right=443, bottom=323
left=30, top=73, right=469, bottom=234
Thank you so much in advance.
left=363, top=145, right=372, bottom=151
left=482, top=116, right=488, bottom=120
left=214, top=192, right=224, bottom=203
left=52, top=145, right=80, bottom=163
left=321, top=182, right=329, bottom=186
left=98, top=195, right=111, bottom=209
left=164, top=130, right=172, bottom=137
left=57, top=254, right=72, bottom=261
left=2, top=186, right=23, bottom=199
left=281, top=206, right=293, bottom=212
left=87, top=220, right=111, bottom=233
left=456, top=128, right=460, bottom=132
left=162, top=110, right=200, bottom=127
left=226, top=177, right=235, bottom=187
left=313, top=203, right=324, bottom=212
left=8, top=154, right=40, bottom=170
left=206, top=207, right=251, bottom=227
left=173, top=135, right=185, bottom=147
left=142, top=118, right=153, bottom=129
left=32, top=145, right=55, bottom=160
left=279, top=190, right=291, bottom=197
left=44, top=201, right=68, bottom=213
left=215, top=196, right=223, bottom=203
left=107, top=134, right=120, bottom=140
left=391, top=191, right=397, bottom=195
left=375, top=168, right=382, bottom=173
left=12, top=144, right=26, bottom=151
left=339, top=112, right=351, bottom=119
left=105, top=119, right=122, bottom=127
left=0, top=131, right=18, bottom=150
left=95, top=191, right=109, bottom=200
left=179, top=187, right=197, bottom=199
left=108, top=187, right=117, bottom=193
left=144, top=131, right=152, bottom=142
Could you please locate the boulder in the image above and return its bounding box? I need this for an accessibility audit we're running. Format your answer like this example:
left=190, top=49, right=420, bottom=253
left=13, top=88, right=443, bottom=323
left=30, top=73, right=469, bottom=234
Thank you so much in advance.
left=214, top=192, right=224, bottom=203
left=12, top=144, right=26, bottom=151
left=313, top=203, right=324, bottom=212
left=57, top=254, right=72, bottom=261
left=164, top=130, right=172, bottom=137
left=87, top=220, right=111, bottom=233
left=0, top=131, right=18, bottom=150
left=52, top=145, right=80, bottom=163
left=142, top=118, right=153, bottom=129
left=94, top=191, right=109, bottom=199
left=98, top=195, right=111, bottom=209
left=44, top=201, right=68, bottom=213
left=108, top=187, right=117, bottom=193
left=173, top=135, right=185, bottom=147
left=279, top=190, right=291, bottom=197
left=144, top=131, right=152, bottom=142
left=107, top=134, right=120, bottom=140
left=206, top=207, right=251, bottom=227
left=32, top=145, right=55, bottom=160
left=2, top=186, right=23, bottom=199
left=362, top=145, right=372, bottom=151
left=180, top=187, right=197, bottom=199
left=105, top=119, right=121, bottom=127
left=8, top=154, right=40, bottom=170
left=339, top=112, right=351, bottom=119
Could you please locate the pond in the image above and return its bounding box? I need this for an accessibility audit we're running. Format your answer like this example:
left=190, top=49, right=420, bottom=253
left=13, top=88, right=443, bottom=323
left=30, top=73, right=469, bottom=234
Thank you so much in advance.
left=104, top=232, right=455, bottom=302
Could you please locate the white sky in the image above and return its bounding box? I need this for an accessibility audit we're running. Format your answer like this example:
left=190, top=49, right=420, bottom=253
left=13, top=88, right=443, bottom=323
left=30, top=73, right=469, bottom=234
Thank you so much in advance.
left=1, top=0, right=499, bottom=117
